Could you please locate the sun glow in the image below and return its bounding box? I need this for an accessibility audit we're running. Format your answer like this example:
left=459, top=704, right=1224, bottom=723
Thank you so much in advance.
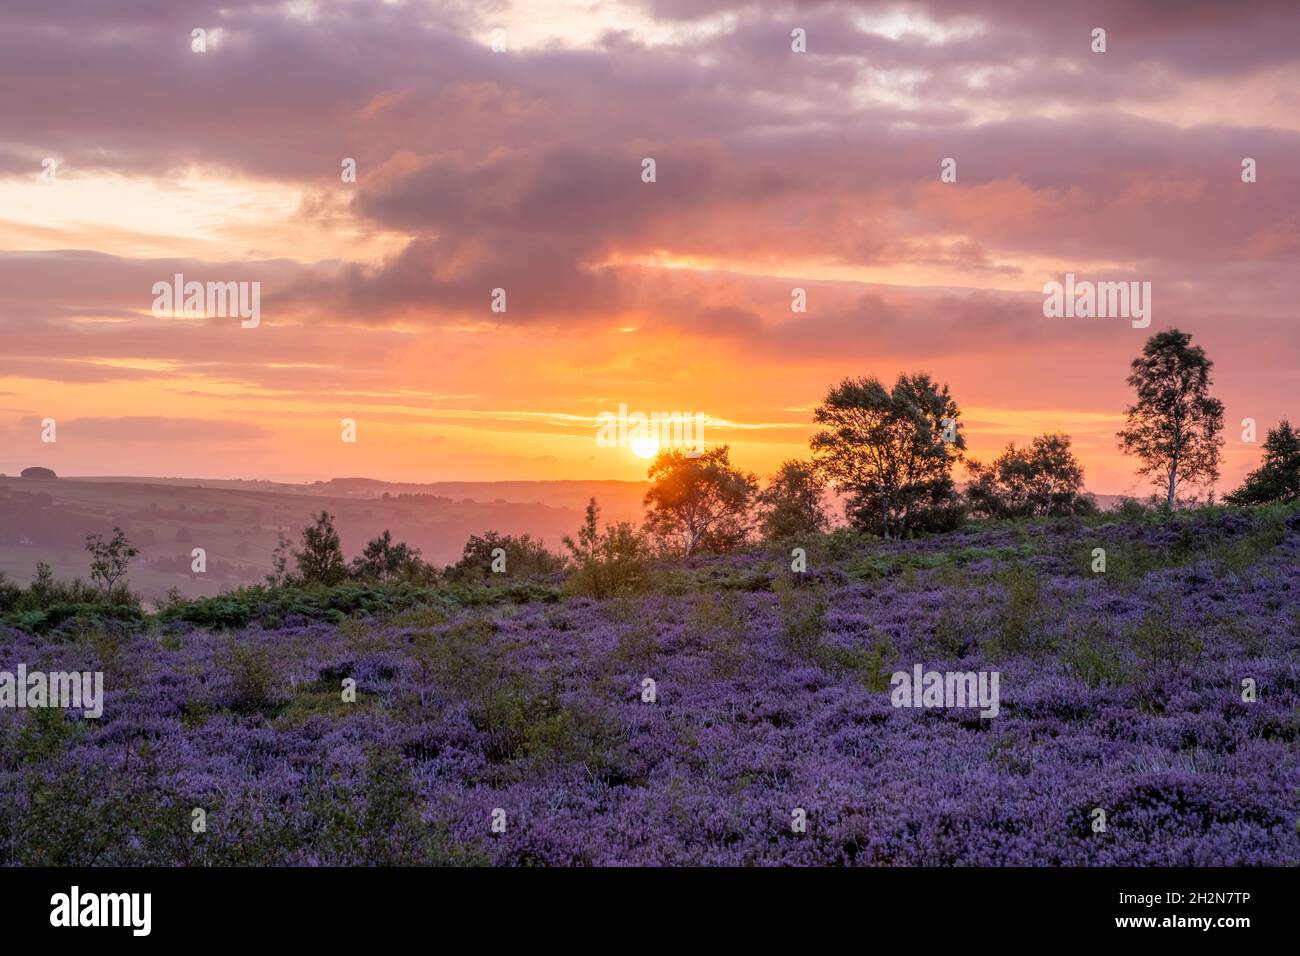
left=630, top=436, right=660, bottom=459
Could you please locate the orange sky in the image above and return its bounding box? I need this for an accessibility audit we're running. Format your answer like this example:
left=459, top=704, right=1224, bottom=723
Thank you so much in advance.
left=2, top=0, right=1298, bottom=495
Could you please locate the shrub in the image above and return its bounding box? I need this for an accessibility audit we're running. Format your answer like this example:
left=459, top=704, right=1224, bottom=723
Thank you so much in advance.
left=314, top=748, right=485, bottom=866
left=614, top=619, right=659, bottom=669
left=350, top=530, right=431, bottom=583
left=562, top=499, right=651, bottom=599
left=1130, top=608, right=1203, bottom=678
left=217, top=641, right=282, bottom=711
left=448, top=530, right=565, bottom=582
left=992, top=565, right=1045, bottom=658
left=1062, top=629, right=1127, bottom=688
left=771, top=576, right=826, bottom=659
left=821, top=632, right=896, bottom=691
left=0, top=564, right=143, bottom=635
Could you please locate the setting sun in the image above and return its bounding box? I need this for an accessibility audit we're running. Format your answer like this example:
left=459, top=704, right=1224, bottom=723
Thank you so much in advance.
left=631, top=436, right=661, bottom=459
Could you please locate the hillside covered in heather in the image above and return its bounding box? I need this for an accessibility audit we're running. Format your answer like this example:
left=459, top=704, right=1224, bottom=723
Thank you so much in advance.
left=3, top=502, right=1297, bottom=866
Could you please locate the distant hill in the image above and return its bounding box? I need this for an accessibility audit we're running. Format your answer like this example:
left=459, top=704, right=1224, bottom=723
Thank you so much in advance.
left=0, top=475, right=647, bottom=602
left=78, top=475, right=649, bottom=514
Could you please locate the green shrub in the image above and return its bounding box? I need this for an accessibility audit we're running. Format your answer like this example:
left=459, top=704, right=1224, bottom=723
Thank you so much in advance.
left=217, top=641, right=282, bottom=711
left=992, top=565, right=1044, bottom=658
left=1130, top=608, right=1203, bottom=677
left=771, top=576, right=826, bottom=659
left=562, top=500, right=651, bottom=600
left=820, top=632, right=896, bottom=691
left=1062, top=629, right=1127, bottom=688
left=312, top=748, right=486, bottom=866
left=614, top=619, right=659, bottom=669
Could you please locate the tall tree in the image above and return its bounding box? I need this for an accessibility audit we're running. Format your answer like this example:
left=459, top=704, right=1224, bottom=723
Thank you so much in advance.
left=1117, top=329, right=1224, bottom=509
left=810, top=373, right=964, bottom=539
left=1226, top=421, right=1300, bottom=505
left=643, top=446, right=757, bottom=557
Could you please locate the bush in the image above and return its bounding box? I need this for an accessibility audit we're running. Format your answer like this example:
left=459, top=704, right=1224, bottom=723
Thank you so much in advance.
left=991, top=565, right=1045, bottom=658
left=350, top=530, right=433, bottom=583
left=771, top=576, right=826, bottom=659
left=157, top=579, right=560, bottom=631
left=0, top=565, right=143, bottom=635
left=313, top=748, right=485, bottom=866
left=447, top=531, right=565, bottom=582
left=216, top=641, right=282, bottom=711
left=1130, top=608, right=1203, bottom=678
left=562, top=499, right=651, bottom=599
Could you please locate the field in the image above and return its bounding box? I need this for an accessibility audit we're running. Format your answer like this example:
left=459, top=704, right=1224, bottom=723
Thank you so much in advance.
left=2, top=503, right=1297, bottom=866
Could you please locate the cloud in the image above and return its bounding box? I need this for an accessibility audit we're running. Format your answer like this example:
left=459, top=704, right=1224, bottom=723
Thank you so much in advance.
left=2, top=0, right=1298, bottom=490
left=14, top=415, right=272, bottom=442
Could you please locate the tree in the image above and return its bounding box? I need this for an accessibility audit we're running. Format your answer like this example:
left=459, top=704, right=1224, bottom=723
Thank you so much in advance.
left=1226, top=421, right=1300, bottom=505
left=267, top=531, right=293, bottom=587
left=810, top=373, right=964, bottom=539
left=562, top=498, right=650, bottom=599
left=449, top=531, right=564, bottom=581
left=33, top=561, right=54, bottom=594
left=84, top=526, right=138, bottom=598
left=350, top=530, right=426, bottom=582
left=757, top=460, right=828, bottom=541
left=643, top=446, right=757, bottom=557
left=1117, top=329, right=1224, bottom=509
left=294, top=511, right=348, bottom=585
left=966, top=433, right=1096, bottom=519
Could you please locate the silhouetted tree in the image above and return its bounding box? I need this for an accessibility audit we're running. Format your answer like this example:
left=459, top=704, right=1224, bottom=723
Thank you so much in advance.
left=643, top=446, right=757, bottom=557
left=294, top=511, right=348, bottom=585
left=1227, top=421, right=1300, bottom=505
left=810, top=373, right=964, bottom=539
left=966, top=434, right=1096, bottom=519
left=757, top=460, right=828, bottom=541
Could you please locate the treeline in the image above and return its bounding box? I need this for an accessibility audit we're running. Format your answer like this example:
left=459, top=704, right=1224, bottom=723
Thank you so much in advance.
left=241, top=329, right=1300, bottom=592
left=5, top=327, right=1299, bottom=628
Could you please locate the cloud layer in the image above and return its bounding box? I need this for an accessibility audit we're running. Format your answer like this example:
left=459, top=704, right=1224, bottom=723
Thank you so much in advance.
left=2, top=0, right=1297, bottom=491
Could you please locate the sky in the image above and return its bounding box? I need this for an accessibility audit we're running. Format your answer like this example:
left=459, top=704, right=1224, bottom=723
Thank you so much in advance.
left=1, top=0, right=1298, bottom=494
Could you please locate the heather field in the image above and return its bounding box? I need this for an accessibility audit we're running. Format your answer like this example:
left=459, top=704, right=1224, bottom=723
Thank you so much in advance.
left=2, top=503, right=1297, bottom=867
